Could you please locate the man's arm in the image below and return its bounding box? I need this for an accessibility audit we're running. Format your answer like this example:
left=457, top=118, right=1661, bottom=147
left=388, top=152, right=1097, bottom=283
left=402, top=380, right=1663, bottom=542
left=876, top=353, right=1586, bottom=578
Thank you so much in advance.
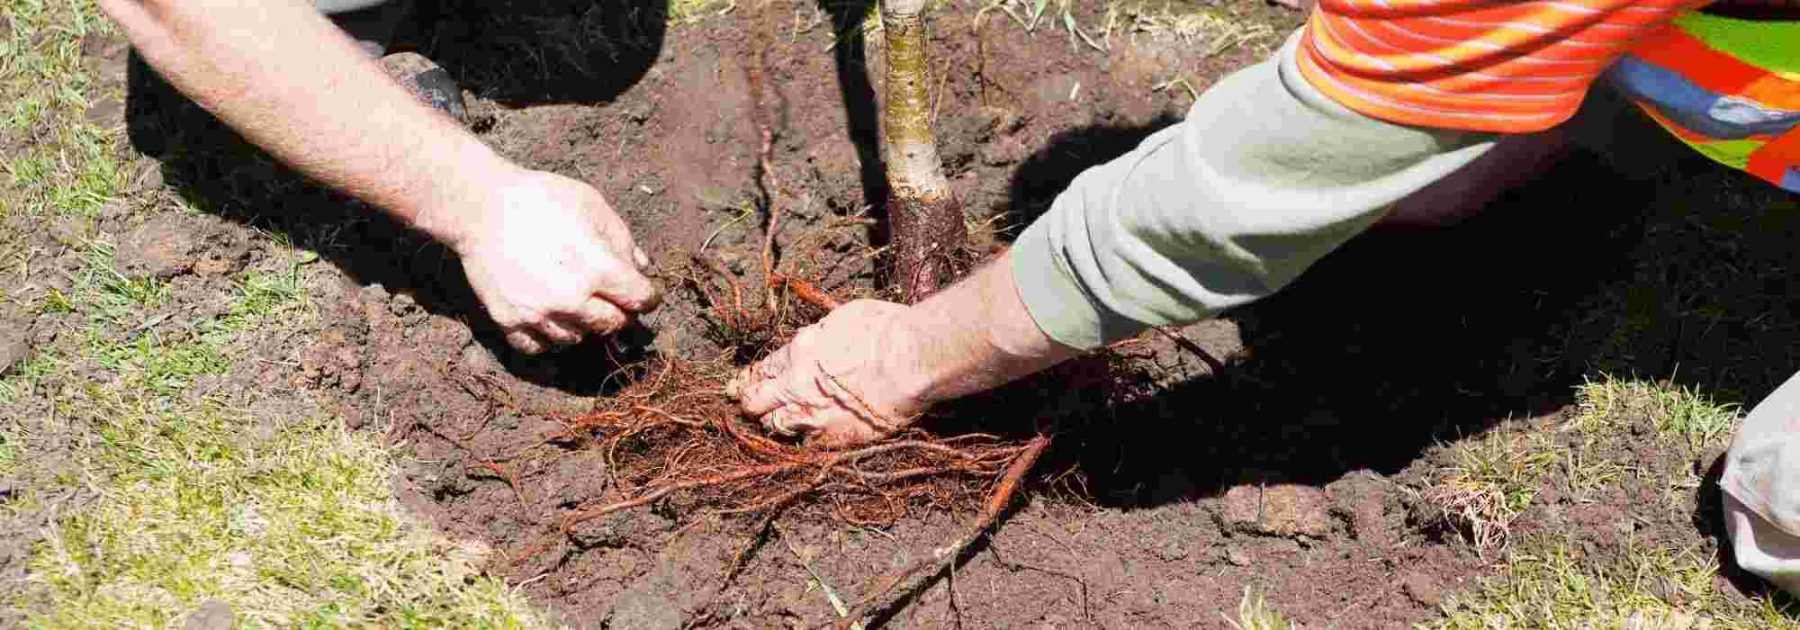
left=731, top=30, right=1497, bottom=443
left=102, top=0, right=659, bottom=352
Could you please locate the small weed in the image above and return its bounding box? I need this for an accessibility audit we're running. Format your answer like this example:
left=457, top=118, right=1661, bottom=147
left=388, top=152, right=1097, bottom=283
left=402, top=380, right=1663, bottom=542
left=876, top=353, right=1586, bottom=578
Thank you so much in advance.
left=39, top=288, right=75, bottom=315
left=1227, top=587, right=1297, bottom=630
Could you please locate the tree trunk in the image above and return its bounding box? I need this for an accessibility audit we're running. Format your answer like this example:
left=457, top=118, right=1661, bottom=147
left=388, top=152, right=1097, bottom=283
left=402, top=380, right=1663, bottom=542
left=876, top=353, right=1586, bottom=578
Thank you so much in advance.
left=879, top=0, right=966, bottom=301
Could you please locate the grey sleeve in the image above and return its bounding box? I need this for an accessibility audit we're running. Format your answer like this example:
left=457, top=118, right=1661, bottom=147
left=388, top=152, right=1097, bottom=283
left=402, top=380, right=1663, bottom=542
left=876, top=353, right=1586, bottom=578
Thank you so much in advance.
left=1009, top=31, right=1497, bottom=349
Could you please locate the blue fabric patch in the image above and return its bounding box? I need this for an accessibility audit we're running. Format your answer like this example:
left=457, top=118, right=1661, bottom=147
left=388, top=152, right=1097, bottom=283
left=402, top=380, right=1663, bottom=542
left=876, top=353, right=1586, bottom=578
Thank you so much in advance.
left=1607, top=55, right=1800, bottom=139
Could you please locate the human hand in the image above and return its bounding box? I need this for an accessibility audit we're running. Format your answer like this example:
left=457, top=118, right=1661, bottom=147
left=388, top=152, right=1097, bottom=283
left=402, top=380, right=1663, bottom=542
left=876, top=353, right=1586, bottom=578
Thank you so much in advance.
left=427, top=169, right=660, bottom=354
left=729, top=300, right=934, bottom=448
left=730, top=256, right=1077, bottom=448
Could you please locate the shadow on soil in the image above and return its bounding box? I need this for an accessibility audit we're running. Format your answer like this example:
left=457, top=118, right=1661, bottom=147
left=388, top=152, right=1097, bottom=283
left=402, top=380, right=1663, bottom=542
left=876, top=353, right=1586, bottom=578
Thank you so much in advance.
left=413, top=0, right=666, bottom=106
left=976, top=90, right=1800, bottom=512
left=122, top=0, right=670, bottom=394
left=814, top=0, right=888, bottom=244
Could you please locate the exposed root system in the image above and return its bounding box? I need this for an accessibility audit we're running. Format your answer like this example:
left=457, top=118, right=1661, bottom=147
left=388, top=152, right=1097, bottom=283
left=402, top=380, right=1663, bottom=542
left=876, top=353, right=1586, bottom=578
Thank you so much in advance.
left=550, top=358, right=1034, bottom=530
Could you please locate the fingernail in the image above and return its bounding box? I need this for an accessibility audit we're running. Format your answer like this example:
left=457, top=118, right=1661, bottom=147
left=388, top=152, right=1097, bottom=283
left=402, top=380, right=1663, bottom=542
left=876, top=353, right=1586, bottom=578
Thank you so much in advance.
left=632, top=246, right=651, bottom=270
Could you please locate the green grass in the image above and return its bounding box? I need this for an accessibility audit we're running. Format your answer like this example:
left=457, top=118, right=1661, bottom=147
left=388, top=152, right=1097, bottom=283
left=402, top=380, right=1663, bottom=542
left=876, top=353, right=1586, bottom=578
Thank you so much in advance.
left=1424, top=378, right=1791, bottom=628
left=1434, top=542, right=1796, bottom=629
left=0, top=0, right=123, bottom=218
left=27, top=398, right=540, bottom=628
left=1, top=0, right=554, bottom=625
left=1574, top=376, right=1740, bottom=452
left=9, top=242, right=547, bottom=625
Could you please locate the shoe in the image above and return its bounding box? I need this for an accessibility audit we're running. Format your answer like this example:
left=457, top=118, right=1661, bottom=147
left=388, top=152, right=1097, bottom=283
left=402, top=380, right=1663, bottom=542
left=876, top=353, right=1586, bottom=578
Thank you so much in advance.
left=378, top=52, right=468, bottom=123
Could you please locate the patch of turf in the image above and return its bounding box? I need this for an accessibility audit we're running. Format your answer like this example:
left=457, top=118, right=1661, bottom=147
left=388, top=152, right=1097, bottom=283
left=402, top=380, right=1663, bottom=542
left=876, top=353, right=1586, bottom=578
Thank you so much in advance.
left=1435, top=541, right=1796, bottom=629
left=0, top=0, right=122, bottom=218
left=25, top=397, right=544, bottom=628
left=1427, top=378, right=1795, bottom=628
left=1, top=0, right=554, bottom=625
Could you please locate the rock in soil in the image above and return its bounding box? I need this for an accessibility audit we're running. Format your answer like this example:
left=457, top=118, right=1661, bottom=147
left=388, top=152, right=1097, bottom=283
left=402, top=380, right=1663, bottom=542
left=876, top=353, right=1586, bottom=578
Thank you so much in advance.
left=1221, top=484, right=1333, bottom=539
left=607, top=572, right=683, bottom=630
left=1326, top=470, right=1395, bottom=546
left=117, top=215, right=198, bottom=279
left=182, top=600, right=234, bottom=630
left=460, top=341, right=503, bottom=374
left=1398, top=570, right=1446, bottom=608
left=0, top=321, right=29, bottom=377
left=569, top=510, right=671, bottom=550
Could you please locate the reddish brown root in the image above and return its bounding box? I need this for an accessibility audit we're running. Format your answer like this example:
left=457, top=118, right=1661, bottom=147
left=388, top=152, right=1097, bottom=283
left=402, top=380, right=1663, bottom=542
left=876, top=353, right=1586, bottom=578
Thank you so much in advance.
left=833, top=433, right=1052, bottom=629
left=472, top=459, right=531, bottom=511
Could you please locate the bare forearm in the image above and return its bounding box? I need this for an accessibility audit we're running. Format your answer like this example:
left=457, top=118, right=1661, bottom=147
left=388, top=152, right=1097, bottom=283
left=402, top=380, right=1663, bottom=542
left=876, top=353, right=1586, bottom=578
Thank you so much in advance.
left=901, top=251, right=1079, bottom=404
left=100, top=0, right=503, bottom=244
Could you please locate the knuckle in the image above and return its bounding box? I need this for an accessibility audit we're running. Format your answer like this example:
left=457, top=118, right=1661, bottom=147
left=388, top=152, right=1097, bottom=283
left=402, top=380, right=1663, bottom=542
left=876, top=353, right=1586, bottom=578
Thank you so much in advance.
left=513, top=307, right=549, bottom=325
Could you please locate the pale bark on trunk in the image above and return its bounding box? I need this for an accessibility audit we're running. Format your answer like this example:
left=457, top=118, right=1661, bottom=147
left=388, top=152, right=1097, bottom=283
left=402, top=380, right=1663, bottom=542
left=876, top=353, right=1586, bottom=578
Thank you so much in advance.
left=880, top=0, right=966, bottom=301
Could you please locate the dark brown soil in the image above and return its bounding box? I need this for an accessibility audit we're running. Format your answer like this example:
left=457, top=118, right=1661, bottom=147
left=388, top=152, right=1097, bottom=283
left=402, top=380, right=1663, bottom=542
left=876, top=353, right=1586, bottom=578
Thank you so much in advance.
left=102, top=0, right=1800, bottom=627
left=378, top=3, right=1486, bottom=626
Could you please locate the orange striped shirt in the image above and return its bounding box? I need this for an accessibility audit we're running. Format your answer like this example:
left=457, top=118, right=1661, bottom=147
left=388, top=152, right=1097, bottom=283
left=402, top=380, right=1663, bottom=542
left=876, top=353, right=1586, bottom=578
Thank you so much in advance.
left=1298, top=0, right=1714, bottom=133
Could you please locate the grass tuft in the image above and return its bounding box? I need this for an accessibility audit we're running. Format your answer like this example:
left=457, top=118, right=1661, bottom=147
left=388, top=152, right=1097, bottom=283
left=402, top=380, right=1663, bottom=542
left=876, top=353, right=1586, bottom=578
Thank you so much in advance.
left=1424, top=424, right=1557, bottom=558
left=1227, top=587, right=1297, bottom=630
left=972, top=0, right=1277, bottom=58
left=1571, top=375, right=1740, bottom=452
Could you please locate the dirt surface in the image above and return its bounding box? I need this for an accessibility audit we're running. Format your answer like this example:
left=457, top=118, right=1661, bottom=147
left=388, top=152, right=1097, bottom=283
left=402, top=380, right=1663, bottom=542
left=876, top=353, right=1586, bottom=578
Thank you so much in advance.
left=88, top=0, right=1800, bottom=627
